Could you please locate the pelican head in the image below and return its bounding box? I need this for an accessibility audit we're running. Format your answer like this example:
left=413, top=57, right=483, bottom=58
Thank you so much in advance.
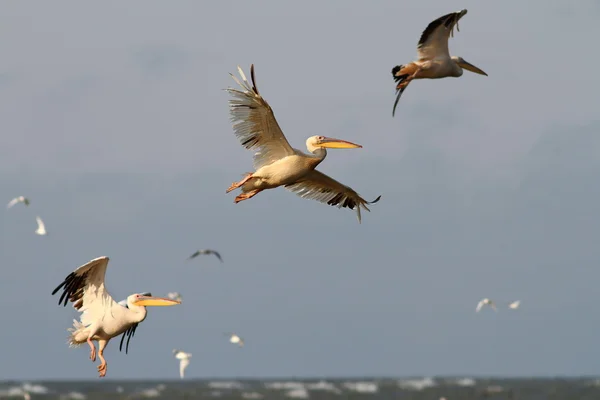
left=306, top=136, right=362, bottom=152
left=130, top=293, right=181, bottom=307
left=452, top=56, right=488, bottom=76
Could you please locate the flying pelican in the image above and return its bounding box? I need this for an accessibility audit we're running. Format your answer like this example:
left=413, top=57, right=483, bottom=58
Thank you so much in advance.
left=508, top=300, right=521, bottom=310
left=226, top=64, right=381, bottom=223
left=7, top=196, right=30, bottom=209
left=391, top=9, right=488, bottom=116
left=35, top=216, right=47, bottom=235
left=188, top=249, right=223, bottom=263
left=226, top=333, right=244, bottom=347
left=173, top=349, right=192, bottom=379
left=475, top=298, right=497, bottom=312
left=51, top=256, right=181, bottom=378
left=167, top=292, right=183, bottom=302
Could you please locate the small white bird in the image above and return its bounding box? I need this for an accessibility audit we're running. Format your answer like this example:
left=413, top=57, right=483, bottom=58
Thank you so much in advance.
left=226, top=333, right=244, bottom=347
left=188, top=249, right=223, bottom=263
left=475, top=298, right=497, bottom=312
left=508, top=300, right=521, bottom=309
left=173, top=349, right=192, bottom=379
left=34, top=216, right=47, bottom=235
left=167, top=292, right=182, bottom=302
left=7, top=196, right=30, bottom=209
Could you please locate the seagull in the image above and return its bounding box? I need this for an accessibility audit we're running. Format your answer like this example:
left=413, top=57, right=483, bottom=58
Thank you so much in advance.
left=226, top=333, right=244, bottom=347
left=173, top=349, right=192, bottom=379
left=35, top=216, right=47, bottom=236
left=167, top=292, right=182, bottom=302
left=188, top=249, right=223, bottom=263
left=508, top=300, right=521, bottom=310
left=7, top=196, right=30, bottom=209
left=475, top=298, right=497, bottom=312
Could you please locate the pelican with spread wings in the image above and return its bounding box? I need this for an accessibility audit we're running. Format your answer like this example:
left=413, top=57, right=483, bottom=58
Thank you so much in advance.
left=52, top=256, right=181, bottom=377
left=391, top=9, right=488, bottom=116
left=225, top=65, right=381, bottom=223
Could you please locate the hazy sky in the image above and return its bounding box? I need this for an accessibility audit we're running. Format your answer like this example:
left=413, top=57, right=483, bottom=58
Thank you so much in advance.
left=1, top=0, right=600, bottom=380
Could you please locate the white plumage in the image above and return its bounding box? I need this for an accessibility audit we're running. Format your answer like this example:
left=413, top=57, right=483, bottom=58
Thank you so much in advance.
left=6, top=196, right=30, bottom=208
left=173, top=349, right=192, bottom=379
left=508, top=300, right=521, bottom=310
left=475, top=298, right=497, bottom=312
left=34, top=216, right=47, bottom=235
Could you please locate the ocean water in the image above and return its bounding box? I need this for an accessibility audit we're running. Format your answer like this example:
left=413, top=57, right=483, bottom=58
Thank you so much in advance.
left=2, top=378, right=600, bottom=399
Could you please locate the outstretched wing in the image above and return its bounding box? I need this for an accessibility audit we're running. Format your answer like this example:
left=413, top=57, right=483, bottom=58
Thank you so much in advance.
left=226, top=64, right=296, bottom=169
left=417, top=9, right=468, bottom=61
left=51, top=256, right=120, bottom=329
left=284, top=170, right=381, bottom=224
left=36, top=216, right=46, bottom=231
left=179, top=357, right=190, bottom=379
left=209, top=250, right=223, bottom=263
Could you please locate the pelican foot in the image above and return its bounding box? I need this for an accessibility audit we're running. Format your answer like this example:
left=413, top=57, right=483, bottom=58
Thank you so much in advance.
left=89, top=347, right=96, bottom=362
left=97, top=362, right=107, bottom=378
left=226, top=173, right=253, bottom=193
left=234, top=189, right=261, bottom=203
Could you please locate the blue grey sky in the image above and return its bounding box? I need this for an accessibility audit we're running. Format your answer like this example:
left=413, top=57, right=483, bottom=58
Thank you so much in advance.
left=1, top=0, right=600, bottom=380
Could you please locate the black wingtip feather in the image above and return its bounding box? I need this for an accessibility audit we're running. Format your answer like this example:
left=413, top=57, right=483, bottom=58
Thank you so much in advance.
left=368, top=195, right=382, bottom=205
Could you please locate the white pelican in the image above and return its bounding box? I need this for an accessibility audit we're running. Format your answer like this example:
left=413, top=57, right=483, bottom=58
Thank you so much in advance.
left=6, top=196, right=30, bottom=208
left=34, top=216, right=47, bottom=235
left=475, top=298, right=497, bottom=312
left=167, top=292, right=183, bottom=302
left=173, top=349, right=192, bottom=379
left=51, top=256, right=181, bottom=377
left=391, top=9, right=488, bottom=116
left=226, top=333, right=244, bottom=347
left=226, top=64, right=381, bottom=223
left=188, top=249, right=223, bottom=263
left=508, top=300, right=521, bottom=309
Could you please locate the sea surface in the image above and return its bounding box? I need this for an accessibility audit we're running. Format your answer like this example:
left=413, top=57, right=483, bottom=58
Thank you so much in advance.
left=2, top=377, right=600, bottom=399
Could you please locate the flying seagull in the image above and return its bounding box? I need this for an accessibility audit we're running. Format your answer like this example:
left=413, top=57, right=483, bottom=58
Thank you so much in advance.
left=226, top=333, right=244, bottom=347
left=391, top=9, right=487, bottom=116
left=7, top=196, right=30, bottom=209
left=475, top=298, right=497, bottom=312
left=167, top=292, right=182, bottom=302
left=188, top=249, right=223, bottom=263
left=173, top=349, right=192, bottom=379
left=508, top=300, right=521, bottom=310
left=35, top=216, right=47, bottom=236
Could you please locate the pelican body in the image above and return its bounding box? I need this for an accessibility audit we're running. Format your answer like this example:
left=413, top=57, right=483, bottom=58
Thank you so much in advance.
left=391, top=9, right=488, bottom=116
left=226, top=64, right=381, bottom=223
left=52, top=256, right=181, bottom=378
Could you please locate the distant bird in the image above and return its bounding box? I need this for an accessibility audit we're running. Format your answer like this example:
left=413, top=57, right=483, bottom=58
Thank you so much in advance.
left=226, top=64, right=381, bottom=223
left=476, top=298, right=497, bottom=312
left=6, top=196, right=30, bottom=209
left=391, top=9, right=488, bottom=116
left=35, top=216, right=47, bottom=235
left=226, top=333, right=244, bottom=347
left=188, top=249, right=223, bottom=263
left=51, top=256, right=181, bottom=378
left=173, top=349, right=192, bottom=379
left=508, top=300, right=521, bottom=310
left=167, top=292, right=182, bottom=302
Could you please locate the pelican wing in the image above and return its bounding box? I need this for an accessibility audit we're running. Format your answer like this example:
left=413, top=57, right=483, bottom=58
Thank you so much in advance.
left=51, top=256, right=121, bottom=333
left=417, top=9, right=467, bottom=61
left=226, top=64, right=296, bottom=169
left=284, top=170, right=381, bottom=224
left=119, top=323, right=139, bottom=354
